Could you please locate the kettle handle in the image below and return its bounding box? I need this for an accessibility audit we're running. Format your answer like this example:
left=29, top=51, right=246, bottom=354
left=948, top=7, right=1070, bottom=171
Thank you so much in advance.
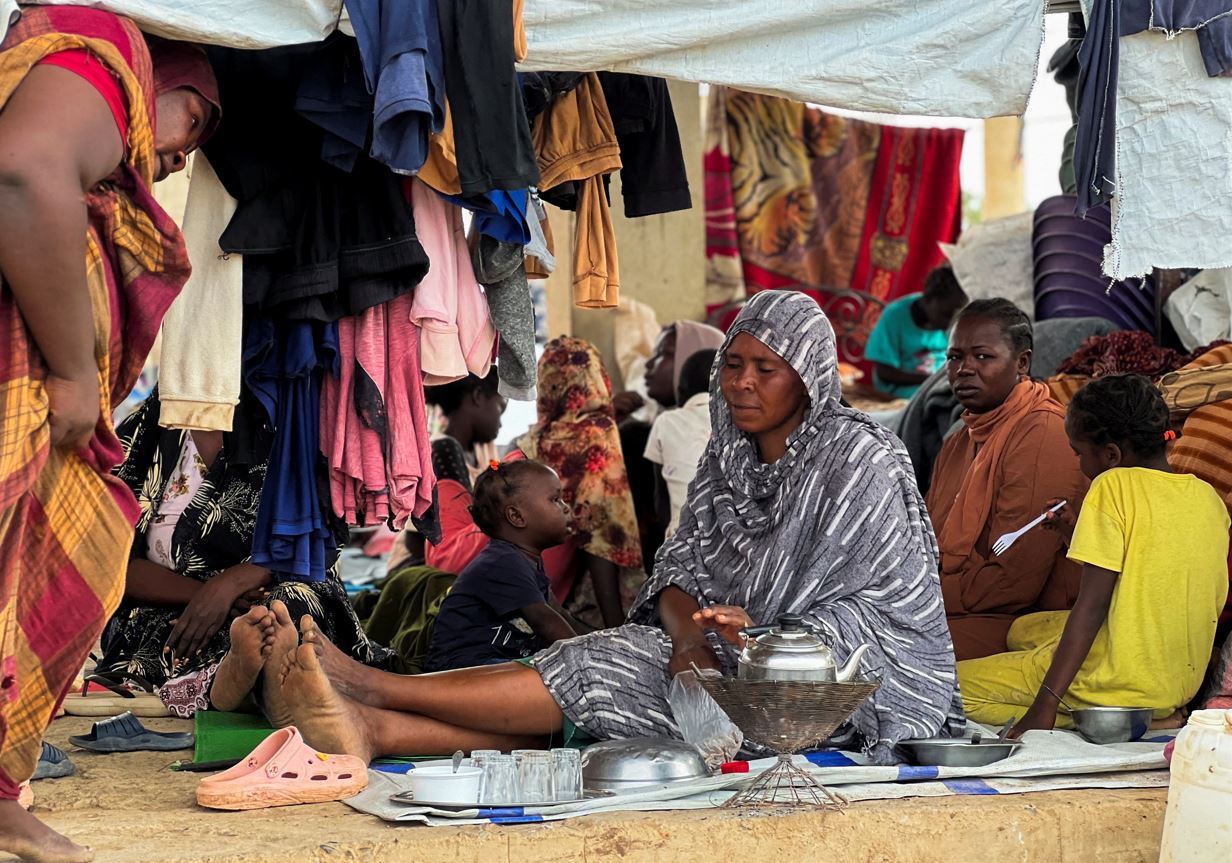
left=739, top=625, right=775, bottom=639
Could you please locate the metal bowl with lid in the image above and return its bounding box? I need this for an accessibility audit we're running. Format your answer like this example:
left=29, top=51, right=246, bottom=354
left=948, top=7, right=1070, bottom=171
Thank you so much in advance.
left=580, top=737, right=710, bottom=792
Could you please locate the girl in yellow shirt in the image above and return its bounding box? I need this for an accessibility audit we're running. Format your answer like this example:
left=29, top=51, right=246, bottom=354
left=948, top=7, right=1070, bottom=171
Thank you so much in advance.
left=958, top=374, right=1230, bottom=733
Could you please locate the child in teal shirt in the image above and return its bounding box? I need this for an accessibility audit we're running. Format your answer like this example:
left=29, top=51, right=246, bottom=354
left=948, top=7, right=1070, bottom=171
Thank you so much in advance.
left=865, top=266, right=968, bottom=399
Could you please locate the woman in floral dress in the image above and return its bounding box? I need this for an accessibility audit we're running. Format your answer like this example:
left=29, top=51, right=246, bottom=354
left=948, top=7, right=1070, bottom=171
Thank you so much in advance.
left=96, top=389, right=394, bottom=717
left=516, top=337, right=646, bottom=629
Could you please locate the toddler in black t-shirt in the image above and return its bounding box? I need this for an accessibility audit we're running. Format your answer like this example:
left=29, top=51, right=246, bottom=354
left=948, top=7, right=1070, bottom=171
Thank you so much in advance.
left=425, top=459, right=588, bottom=671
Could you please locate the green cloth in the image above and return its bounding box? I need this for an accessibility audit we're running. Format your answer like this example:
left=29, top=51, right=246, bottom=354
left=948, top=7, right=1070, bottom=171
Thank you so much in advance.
left=192, top=713, right=450, bottom=765
left=362, top=564, right=456, bottom=674
left=193, top=711, right=276, bottom=764
left=863, top=293, right=950, bottom=399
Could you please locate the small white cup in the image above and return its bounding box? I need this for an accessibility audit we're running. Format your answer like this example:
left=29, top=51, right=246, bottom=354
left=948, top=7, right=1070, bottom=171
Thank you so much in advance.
left=408, top=765, right=483, bottom=804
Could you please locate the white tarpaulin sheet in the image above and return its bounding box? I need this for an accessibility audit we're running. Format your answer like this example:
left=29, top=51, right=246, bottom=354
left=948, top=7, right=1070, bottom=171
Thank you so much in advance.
left=347, top=729, right=1171, bottom=826
left=1106, top=29, right=1232, bottom=279
left=521, top=0, right=1046, bottom=118
left=18, top=0, right=344, bottom=49
left=7, top=1, right=1045, bottom=118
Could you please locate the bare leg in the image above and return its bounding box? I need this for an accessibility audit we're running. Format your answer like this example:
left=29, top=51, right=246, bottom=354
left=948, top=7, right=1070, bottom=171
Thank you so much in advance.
left=297, top=614, right=378, bottom=707
left=210, top=606, right=277, bottom=711
left=278, top=644, right=549, bottom=759
left=0, top=799, right=93, bottom=863
left=298, top=618, right=565, bottom=734
left=260, top=600, right=299, bottom=727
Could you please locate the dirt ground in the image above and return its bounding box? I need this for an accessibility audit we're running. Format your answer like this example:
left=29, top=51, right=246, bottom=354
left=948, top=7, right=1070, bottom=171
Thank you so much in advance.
left=12, top=715, right=1169, bottom=863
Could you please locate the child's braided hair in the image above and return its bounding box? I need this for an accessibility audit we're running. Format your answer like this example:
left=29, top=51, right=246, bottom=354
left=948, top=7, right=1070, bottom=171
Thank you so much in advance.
left=1068, top=374, right=1170, bottom=459
left=469, top=459, right=546, bottom=537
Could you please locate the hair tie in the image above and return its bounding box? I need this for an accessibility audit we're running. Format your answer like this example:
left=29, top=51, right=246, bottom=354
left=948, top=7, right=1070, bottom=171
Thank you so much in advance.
left=1163, top=429, right=1178, bottom=442
left=489, top=459, right=502, bottom=471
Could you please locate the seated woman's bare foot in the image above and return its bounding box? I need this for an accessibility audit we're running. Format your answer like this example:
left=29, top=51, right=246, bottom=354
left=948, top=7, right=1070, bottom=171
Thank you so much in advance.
left=1150, top=709, right=1187, bottom=730
left=0, top=799, right=93, bottom=863
left=260, top=600, right=300, bottom=728
left=278, top=642, right=374, bottom=762
left=298, top=615, right=379, bottom=707
left=210, top=606, right=276, bottom=711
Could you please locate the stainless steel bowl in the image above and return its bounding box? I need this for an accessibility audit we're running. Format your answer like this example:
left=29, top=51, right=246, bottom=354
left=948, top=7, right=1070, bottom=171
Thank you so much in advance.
left=580, top=738, right=710, bottom=792
left=901, top=737, right=1022, bottom=768
left=1070, top=707, right=1152, bottom=744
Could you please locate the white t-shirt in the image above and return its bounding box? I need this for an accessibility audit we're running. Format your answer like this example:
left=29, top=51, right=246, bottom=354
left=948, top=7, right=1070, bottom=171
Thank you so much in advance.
left=644, top=394, right=712, bottom=535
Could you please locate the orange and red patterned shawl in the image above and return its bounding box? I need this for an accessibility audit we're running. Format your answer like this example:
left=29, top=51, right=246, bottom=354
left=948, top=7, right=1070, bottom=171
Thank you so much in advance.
left=0, top=6, right=192, bottom=800
left=0, top=5, right=191, bottom=519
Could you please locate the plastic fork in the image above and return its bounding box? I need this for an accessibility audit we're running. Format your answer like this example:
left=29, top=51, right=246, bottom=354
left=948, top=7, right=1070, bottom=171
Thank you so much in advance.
left=991, top=501, right=1067, bottom=556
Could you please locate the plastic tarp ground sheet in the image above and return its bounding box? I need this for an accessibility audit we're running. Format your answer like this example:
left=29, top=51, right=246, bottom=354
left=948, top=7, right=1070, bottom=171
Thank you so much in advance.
left=520, top=0, right=1047, bottom=118
left=19, top=0, right=344, bottom=48
left=1107, top=28, right=1232, bottom=279
left=346, top=728, right=1173, bottom=826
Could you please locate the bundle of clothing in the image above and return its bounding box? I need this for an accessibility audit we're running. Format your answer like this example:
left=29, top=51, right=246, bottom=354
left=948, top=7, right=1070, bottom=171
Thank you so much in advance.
left=1054, top=331, right=1227, bottom=379
left=157, top=6, right=696, bottom=580
left=198, top=42, right=448, bottom=580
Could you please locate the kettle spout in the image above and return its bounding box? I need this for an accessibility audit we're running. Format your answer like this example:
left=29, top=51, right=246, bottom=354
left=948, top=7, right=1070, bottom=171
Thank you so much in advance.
left=836, top=644, right=873, bottom=683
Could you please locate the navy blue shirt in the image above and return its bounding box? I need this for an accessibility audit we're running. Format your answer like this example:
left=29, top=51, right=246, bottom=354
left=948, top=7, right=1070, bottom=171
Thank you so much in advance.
left=426, top=540, right=552, bottom=671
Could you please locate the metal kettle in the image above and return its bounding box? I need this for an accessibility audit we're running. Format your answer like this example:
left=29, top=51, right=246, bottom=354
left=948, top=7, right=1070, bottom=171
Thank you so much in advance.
left=736, top=614, right=872, bottom=683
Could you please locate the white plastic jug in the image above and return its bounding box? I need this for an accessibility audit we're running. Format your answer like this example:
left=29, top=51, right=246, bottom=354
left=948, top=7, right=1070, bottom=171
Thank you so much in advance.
left=1159, top=709, right=1232, bottom=862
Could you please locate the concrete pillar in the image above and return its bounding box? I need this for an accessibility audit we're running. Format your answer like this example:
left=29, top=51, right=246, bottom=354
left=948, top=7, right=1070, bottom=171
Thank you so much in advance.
left=540, top=80, right=706, bottom=388
left=983, top=115, right=1026, bottom=219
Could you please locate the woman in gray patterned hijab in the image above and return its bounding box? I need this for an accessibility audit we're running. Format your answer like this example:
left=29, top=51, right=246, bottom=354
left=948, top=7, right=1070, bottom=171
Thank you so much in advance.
left=538, top=290, right=964, bottom=762
left=265, top=291, right=963, bottom=766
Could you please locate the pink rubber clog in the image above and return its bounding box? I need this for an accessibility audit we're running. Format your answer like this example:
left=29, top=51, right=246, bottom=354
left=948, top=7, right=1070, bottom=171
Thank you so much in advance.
left=196, top=727, right=367, bottom=811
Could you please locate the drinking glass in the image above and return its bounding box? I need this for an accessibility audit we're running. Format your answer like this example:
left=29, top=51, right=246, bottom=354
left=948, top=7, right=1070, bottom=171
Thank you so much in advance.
left=470, top=749, right=501, bottom=769
left=550, top=748, right=583, bottom=801
left=516, top=750, right=554, bottom=804
left=478, top=754, right=520, bottom=804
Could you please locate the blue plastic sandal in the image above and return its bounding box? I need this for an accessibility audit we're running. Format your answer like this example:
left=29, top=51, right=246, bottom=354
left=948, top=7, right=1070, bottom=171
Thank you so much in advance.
left=32, top=742, right=76, bottom=780
left=68, top=711, right=194, bottom=753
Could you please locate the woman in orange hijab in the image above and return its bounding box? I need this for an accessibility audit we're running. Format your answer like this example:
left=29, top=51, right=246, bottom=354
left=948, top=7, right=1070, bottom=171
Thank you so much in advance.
left=926, top=300, right=1088, bottom=661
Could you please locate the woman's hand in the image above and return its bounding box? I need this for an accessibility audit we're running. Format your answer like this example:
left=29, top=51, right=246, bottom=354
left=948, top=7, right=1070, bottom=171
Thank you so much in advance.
left=1042, top=498, right=1077, bottom=547
left=166, top=565, right=269, bottom=659
left=45, top=373, right=99, bottom=450
left=692, top=605, right=754, bottom=646
left=668, top=641, right=721, bottom=677
left=1007, top=697, right=1060, bottom=739
left=229, top=587, right=269, bottom=619
left=224, top=564, right=273, bottom=618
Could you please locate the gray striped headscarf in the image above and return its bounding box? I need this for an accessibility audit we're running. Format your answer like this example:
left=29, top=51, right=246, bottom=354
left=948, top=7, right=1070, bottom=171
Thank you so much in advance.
left=631, top=290, right=965, bottom=760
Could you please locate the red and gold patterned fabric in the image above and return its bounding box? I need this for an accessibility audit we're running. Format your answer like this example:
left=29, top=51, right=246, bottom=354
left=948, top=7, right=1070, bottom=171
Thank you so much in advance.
left=703, top=87, right=963, bottom=374
left=518, top=338, right=643, bottom=572
left=0, top=7, right=191, bottom=800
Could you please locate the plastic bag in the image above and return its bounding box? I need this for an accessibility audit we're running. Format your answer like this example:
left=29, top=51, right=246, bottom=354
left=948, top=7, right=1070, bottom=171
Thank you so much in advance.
left=668, top=671, right=743, bottom=770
